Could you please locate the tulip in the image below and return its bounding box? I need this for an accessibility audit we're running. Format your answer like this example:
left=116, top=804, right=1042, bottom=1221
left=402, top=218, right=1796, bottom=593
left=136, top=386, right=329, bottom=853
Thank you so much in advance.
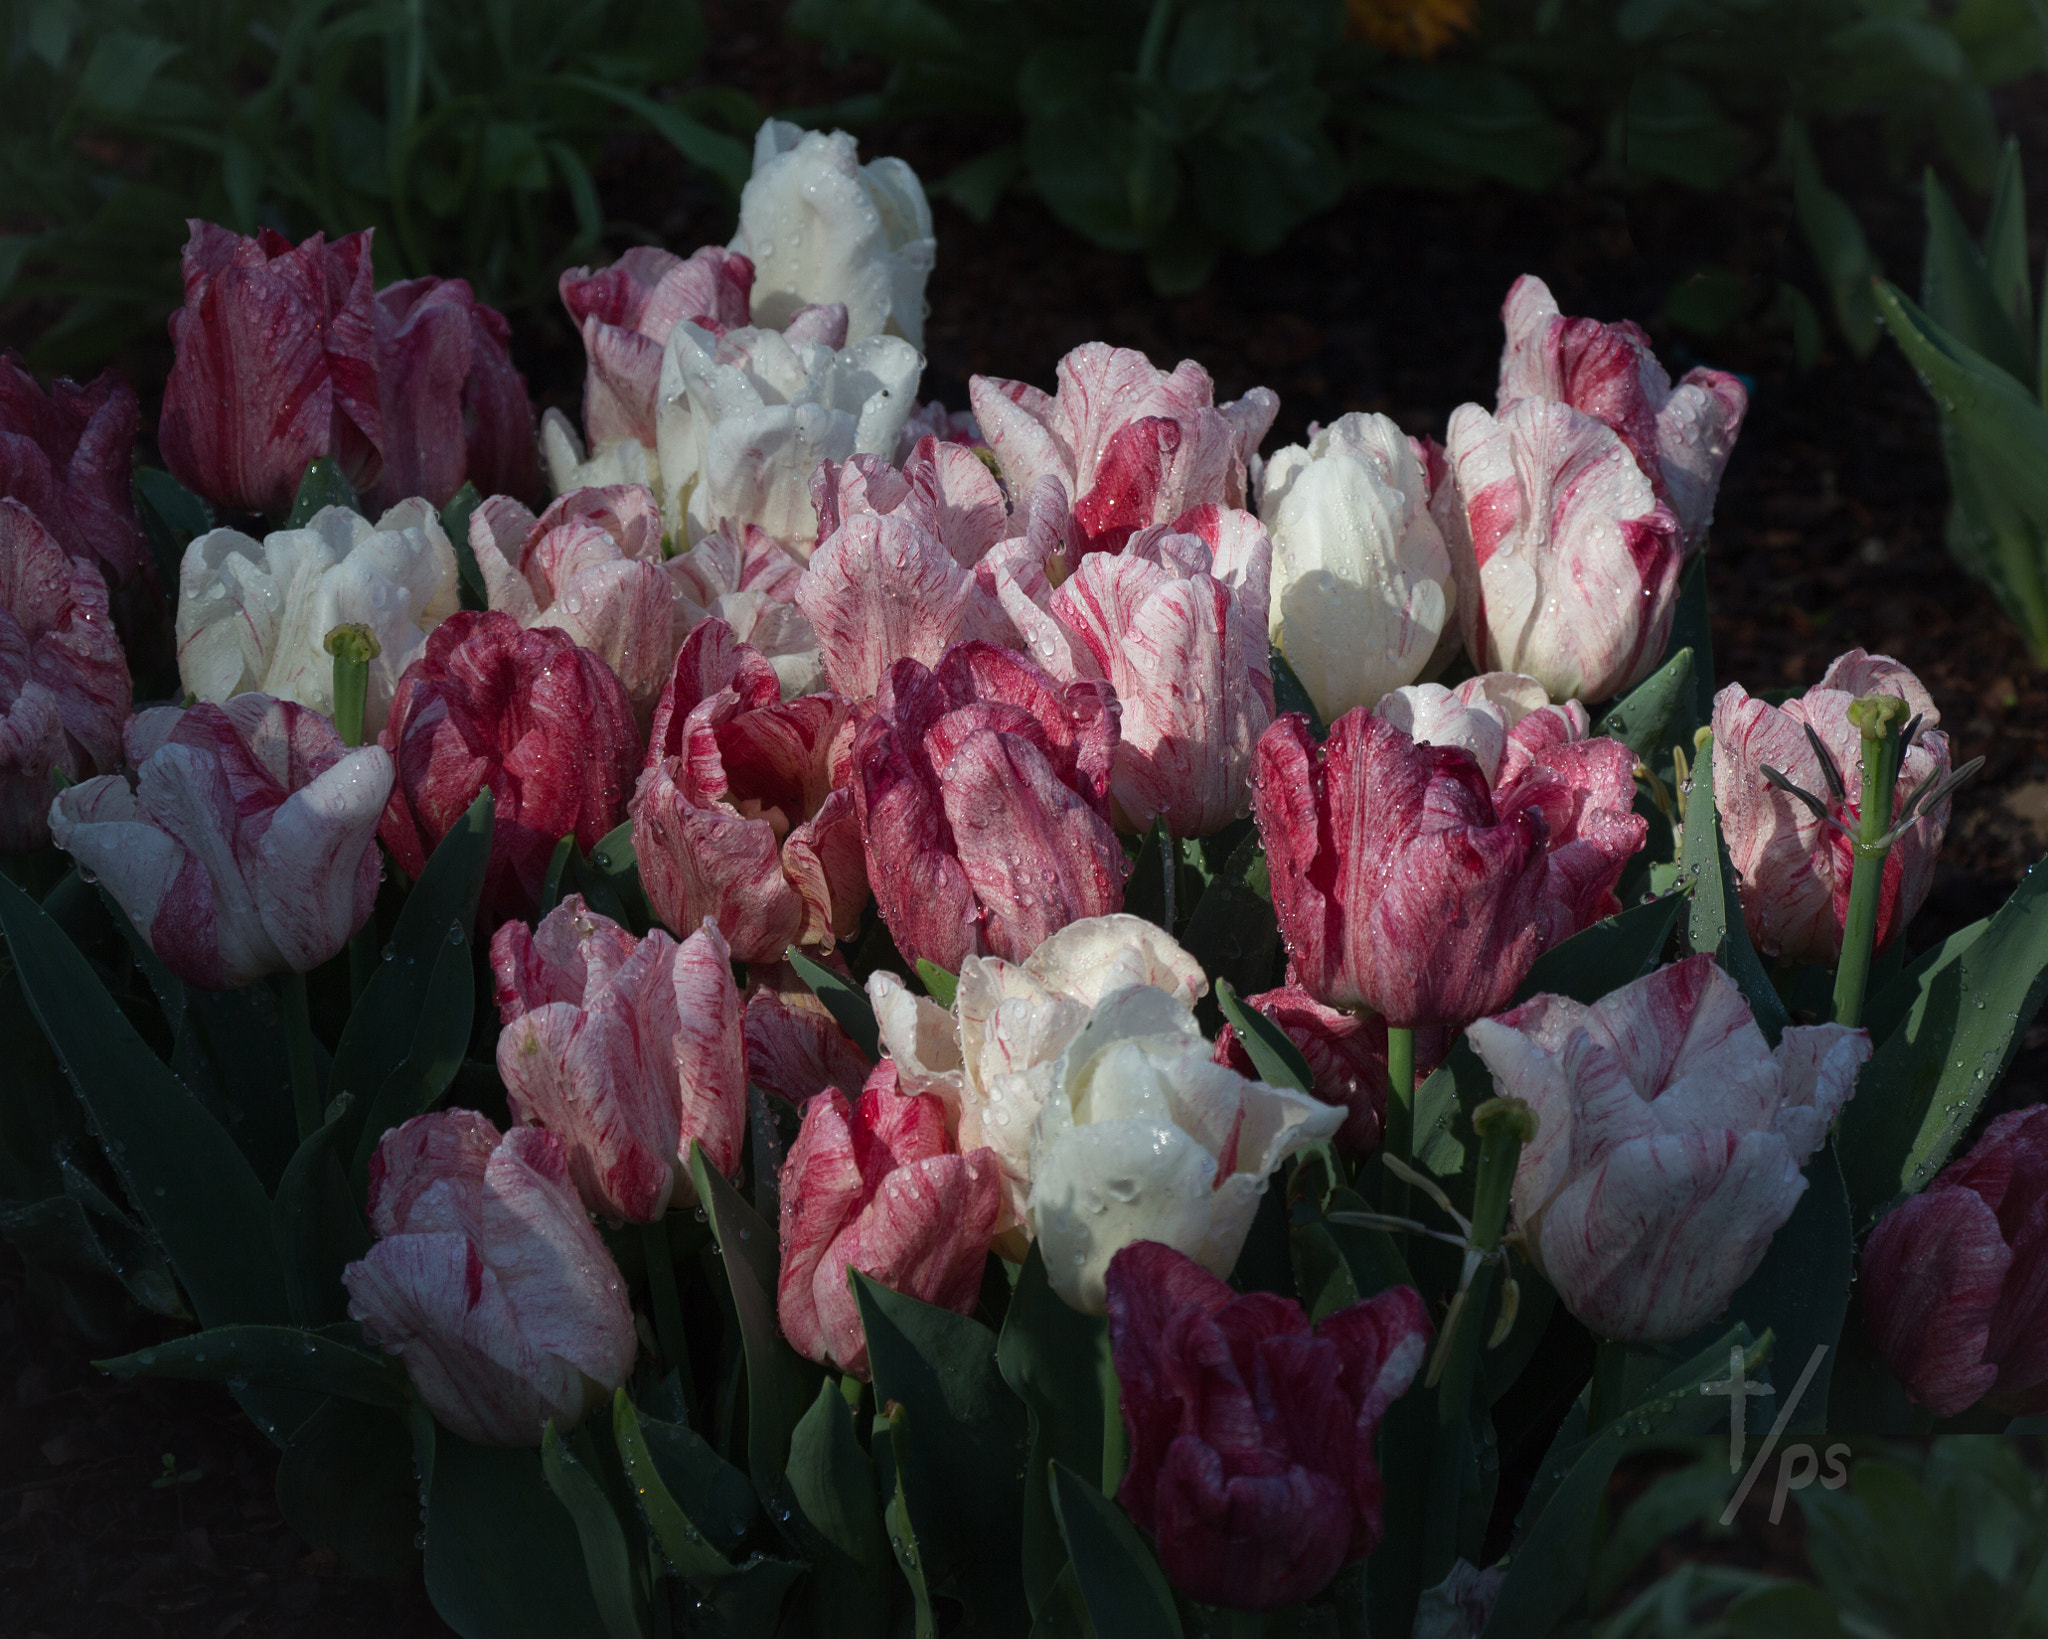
left=629, top=619, right=866, bottom=961
left=378, top=610, right=639, bottom=926
left=776, top=1060, right=1000, bottom=1376
left=159, top=222, right=382, bottom=518
left=1258, top=411, right=1458, bottom=721
left=491, top=898, right=746, bottom=1222
left=1028, top=984, right=1345, bottom=1313
left=559, top=245, right=754, bottom=451
left=743, top=984, right=872, bottom=1109
left=667, top=521, right=821, bottom=699
left=991, top=503, right=1274, bottom=835
left=657, top=316, right=923, bottom=555
left=468, top=486, right=675, bottom=714
left=1498, top=275, right=1748, bottom=553
left=1212, top=986, right=1428, bottom=1156
left=1255, top=709, right=1548, bottom=1029
left=811, top=434, right=1009, bottom=568
left=1433, top=396, right=1683, bottom=703
left=343, top=1110, right=637, bottom=1446
left=1376, top=672, right=1643, bottom=944
left=850, top=642, right=1124, bottom=972
left=1712, top=650, right=1952, bottom=966
left=0, top=352, right=149, bottom=590
left=730, top=121, right=936, bottom=350
left=1467, top=953, right=1870, bottom=1342
left=50, top=694, right=390, bottom=989
left=872, top=913, right=1209, bottom=1229
left=1107, top=1241, right=1430, bottom=1610
left=795, top=509, right=1022, bottom=702
left=0, top=500, right=129, bottom=851
left=1861, top=1105, right=2048, bottom=1418
left=176, top=500, right=460, bottom=736
left=971, top=343, right=1277, bottom=557
left=367, top=275, right=540, bottom=513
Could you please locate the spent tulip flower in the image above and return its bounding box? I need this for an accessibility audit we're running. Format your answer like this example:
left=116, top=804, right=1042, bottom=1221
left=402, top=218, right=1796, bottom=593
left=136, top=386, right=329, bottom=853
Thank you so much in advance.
left=872, top=913, right=1208, bottom=1229
left=1467, top=954, right=1870, bottom=1341
left=468, top=486, right=675, bottom=714
left=176, top=500, right=460, bottom=736
left=1712, top=650, right=1952, bottom=965
left=776, top=1060, right=1000, bottom=1376
left=0, top=352, right=149, bottom=591
left=971, top=343, right=1278, bottom=558
left=159, top=222, right=382, bottom=517
left=629, top=619, right=866, bottom=961
left=1498, top=275, right=1748, bottom=553
left=1258, top=412, right=1458, bottom=721
left=1027, top=985, right=1346, bottom=1312
left=558, top=245, right=754, bottom=452
left=729, top=121, right=935, bottom=350
left=343, top=1110, right=637, bottom=1446
left=667, top=521, right=821, bottom=699
left=1107, top=1241, right=1430, bottom=1610
left=49, top=694, right=391, bottom=989
left=377, top=610, right=640, bottom=926
left=992, top=504, right=1274, bottom=836
left=850, top=642, right=1124, bottom=972
left=1860, top=1105, right=2048, bottom=1418
left=1433, top=396, right=1683, bottom=703
left=491, top=898, right=747, bottom=1223
left=367, top=275, right=541, bottom=512
left=0, top=500, right=129, bottom=850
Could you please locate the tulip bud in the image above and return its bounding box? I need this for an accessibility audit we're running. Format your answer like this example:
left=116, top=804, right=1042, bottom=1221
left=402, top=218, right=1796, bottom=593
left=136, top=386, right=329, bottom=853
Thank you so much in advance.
left=1, top=500, right=129, bottom=851
left=377, top=610, right=640, bottom=927
left=1258, top=412, right=1458, bottom=721
left=1105, top=1241, right=1431, bottom=1610
left=776, top=1061, right=1001, bottom=1376
left=1497, top=274, right=1747, bottom=554
left=50, top=694, right=390, bottom=989
left=850, top=642, right=1125, bottom=972
left=1466, top=954, right=1870, bottom=1342
left=971, top=343, right=1277, bottom=557
left=1712, top=650, right=1952, bottom=965
left=1861, top=1105, right=2048, bottom=1418
left=344, top=1110, right=637, bottom=1446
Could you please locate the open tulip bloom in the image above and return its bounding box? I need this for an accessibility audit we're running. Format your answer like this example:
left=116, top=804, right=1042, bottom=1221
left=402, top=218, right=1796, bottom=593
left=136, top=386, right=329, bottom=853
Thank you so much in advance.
left=16, top=178, right=2048, bottom=1639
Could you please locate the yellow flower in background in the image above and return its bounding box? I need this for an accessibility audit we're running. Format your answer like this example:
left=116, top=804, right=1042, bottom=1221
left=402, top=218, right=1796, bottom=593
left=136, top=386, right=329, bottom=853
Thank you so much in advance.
left=1347, top=0, right=1477, bottom=56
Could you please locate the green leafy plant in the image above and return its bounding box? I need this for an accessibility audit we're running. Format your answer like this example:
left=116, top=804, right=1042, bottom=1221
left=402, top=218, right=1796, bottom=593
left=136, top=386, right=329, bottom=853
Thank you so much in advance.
left=1, top=0, right=756, bottom=370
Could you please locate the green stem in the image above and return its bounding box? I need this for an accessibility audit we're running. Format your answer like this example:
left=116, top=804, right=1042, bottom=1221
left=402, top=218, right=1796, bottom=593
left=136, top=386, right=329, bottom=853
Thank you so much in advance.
left=278, top=969, right=320, bottom=1142
left=1831, top=696, right=1908, bottom=1028
left=1383, top=1025, right=1415, bottom=1218
left=642, top=1217, right=698, bottom=1424
left=1589, top=1337, right=1629, bottom=1433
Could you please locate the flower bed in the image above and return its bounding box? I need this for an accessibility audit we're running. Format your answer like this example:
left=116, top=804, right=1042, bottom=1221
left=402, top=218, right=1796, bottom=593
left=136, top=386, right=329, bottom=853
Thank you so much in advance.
left=4, top=108, right=2047, bottom=1639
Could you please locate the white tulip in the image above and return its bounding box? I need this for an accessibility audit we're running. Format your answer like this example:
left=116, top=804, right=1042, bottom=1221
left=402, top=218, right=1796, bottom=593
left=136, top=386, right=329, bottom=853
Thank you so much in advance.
left=729, top=121, right=935, bottom=351
left=1025, top=985, right=1343, bottom=1313
left=175, top=500, right=458, bottom=735
left=1257, top=412, right=1457, bottom=722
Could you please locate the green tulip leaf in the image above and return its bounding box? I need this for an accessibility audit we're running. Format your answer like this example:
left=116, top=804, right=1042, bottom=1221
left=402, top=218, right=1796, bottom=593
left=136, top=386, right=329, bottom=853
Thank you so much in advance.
left=283, top=455, right=364, bottom=527
left=1514, top=893, right=1686, bottom=1009
left=1048, top=1461, right=1182, bottom=1639
left=1213, top=977, right=1313, bottom=1094
left=541, top=1421, right=652, bottom=1639
left=1595, top=646, right=1694, bottom=761
left=781, top=1381, right=892, bottom=1639
left=784, top=946, right=880, bottom=1063
left=97, top=1324, right=407, bottom=1408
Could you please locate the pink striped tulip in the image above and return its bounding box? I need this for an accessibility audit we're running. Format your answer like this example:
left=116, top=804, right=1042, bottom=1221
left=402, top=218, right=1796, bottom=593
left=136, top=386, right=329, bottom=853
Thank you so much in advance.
left=1468, top=954, right=1869, bottom=1341
left=0, top=353, right=148, bottom=591
left=49, top=694, right=389, bottom=989
left=491, top=899, right=746, bottom=1222
left=777, top=1060, right=1000, bottom=1376
left=344, top=1110, right=637, bottom=1446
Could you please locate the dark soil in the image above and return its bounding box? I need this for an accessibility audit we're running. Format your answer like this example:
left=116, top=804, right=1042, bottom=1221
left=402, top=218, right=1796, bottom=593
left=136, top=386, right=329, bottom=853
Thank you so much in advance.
left=8, top=4, right=2048, bottom=1632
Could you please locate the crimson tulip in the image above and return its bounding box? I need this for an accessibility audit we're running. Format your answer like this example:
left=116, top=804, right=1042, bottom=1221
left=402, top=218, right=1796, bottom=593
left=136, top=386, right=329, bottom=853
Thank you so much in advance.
left=1106, top=1241, right=1430, bottom=1610
left=776, top=1060, right=1001, bottom=1376
left=850, top=641, right=1125, bottom=972
left=377, top=610, right=639, bottom=926
left=1862, top=1105, right=2048, bottom=1418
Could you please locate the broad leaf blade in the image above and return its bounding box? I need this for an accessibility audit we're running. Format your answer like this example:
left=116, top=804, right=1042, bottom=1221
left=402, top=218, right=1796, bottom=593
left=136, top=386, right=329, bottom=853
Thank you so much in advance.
left=541, top=1422, right=650, bottom=1639
left=97, top=1325, right=407, bottom=1407
left=782, top=1382, right=892, bottom=1639
left=1048, top=1462, right=1182, bottom=1639
left=784, top=946, right=880, bottom=1063
left=1213, top=977, right=1313, bottom=1093
left=1514, top=894, right=1685, bottom=1007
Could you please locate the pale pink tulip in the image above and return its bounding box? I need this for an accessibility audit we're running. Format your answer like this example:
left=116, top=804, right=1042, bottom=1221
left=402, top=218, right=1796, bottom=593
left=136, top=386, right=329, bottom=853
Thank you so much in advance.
left=1467, top=954, right=1869, bottom=1341
left=344, top=1110, right=637, bottom=1446
left=811, top=434, right=1008, bottom=568
left=667, top=521, right=820, bottom=698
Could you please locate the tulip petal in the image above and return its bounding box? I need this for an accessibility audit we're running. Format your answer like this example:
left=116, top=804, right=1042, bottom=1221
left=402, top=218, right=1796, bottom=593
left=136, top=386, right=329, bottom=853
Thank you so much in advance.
left=1862, top=1186, right=2011, bottom=1418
